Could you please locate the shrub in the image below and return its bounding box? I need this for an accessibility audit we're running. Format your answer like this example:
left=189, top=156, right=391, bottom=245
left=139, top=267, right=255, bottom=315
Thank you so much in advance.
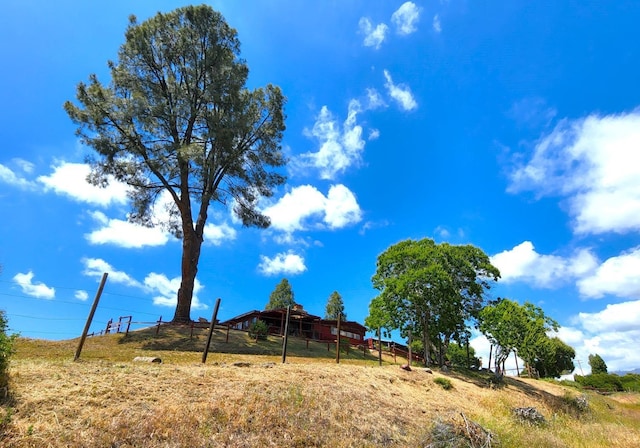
left=574, top=373, right=623, bottom=392
left=434, top=377, right=453, bottom=390
left=0, top=310, right=18, bottom=389
left=248, top=320, right=269, bottom=340
left=619, top=373, right=640, bottom=392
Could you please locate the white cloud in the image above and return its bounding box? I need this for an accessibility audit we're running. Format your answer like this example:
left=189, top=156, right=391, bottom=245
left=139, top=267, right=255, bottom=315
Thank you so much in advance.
left=258, top=252, right=307, bottom=276
left=577, top=300, right=640, bottom=333
left=203, top=222, right=237, bottom=246
left=263, top=184, right=362, bottom=234
left=296, top=101, right=366, bottom=179
left=82, top=258, right=207, bottom=310
left=75, top=290, right=89, bottom=301
left=324, top=185, right=362, bottom=228
left=143, top=273, right=207, bottom=310
left=368, top=129, right=380, bottom=141
left=85, top=211, right=170, bottom=248
left=383, top=70, right=418, bottom=111
left=359, top=219, right=390, bottom=235
left=577, top=247, right=640, bottom=299
left=392, top=2, right=420, bottom=35
left=13, top=158, right=35, bottom=173
left=13, top=271, right=55, bottom=300
left=38, top=162, right=129, bottom=207
left=491, top=241, right=598, bottom=288
left=366, top=88, right=386, bottom=110
left=432, top=14, right=442, bottom=33
left=82, top=258, right=143, bottom=288
left=0, top=163, right=37, bottom=190
left=562, top=301, right=640, bottom=373
left=509, top=109, right=640, bottom=235
left=359, top=17, right=388, bottom=49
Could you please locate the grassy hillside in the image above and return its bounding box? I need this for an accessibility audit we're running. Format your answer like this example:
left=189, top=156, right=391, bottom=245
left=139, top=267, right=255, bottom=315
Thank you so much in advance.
left=2, top=325, right=639, bottom=447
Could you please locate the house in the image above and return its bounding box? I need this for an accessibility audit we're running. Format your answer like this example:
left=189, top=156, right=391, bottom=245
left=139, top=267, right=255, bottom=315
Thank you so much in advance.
left=219, top=304, right=367, bottom=346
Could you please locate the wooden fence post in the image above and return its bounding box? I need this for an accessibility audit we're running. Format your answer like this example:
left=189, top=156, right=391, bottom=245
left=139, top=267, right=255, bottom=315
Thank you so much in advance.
left=378, top=328, right=382, bottom=366
left=156, top=316, right=163, bottom=336
left=74, top=272, right=108, bottom=361
left=281, top=306, right=291, bottom=363
left=336, top=314, right=341, bottom=364
left=202, top=298, right=221, bottom=364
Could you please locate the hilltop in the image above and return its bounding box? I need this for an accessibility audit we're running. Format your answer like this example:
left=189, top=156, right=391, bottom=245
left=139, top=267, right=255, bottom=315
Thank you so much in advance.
left=1, top=325, right=639, bottom=447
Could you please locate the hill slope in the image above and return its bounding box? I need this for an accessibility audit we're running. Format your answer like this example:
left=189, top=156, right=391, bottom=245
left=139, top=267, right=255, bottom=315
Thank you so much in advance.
left=2, top=326, right=639, bottom=447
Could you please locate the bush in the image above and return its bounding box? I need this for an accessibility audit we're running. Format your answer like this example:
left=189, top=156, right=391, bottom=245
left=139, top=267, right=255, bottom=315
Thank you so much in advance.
left=0, top=310, right=18, bottom=389
left=575, top=373, right=623, bottom=392
left=434, top=377, right=453, bottom=390
left=619, top=373, right=640, bottom=392
left=248, top=320, right=268, bottom=340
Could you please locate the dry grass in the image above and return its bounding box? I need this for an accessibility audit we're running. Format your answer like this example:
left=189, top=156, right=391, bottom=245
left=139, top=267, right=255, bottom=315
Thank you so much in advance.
left=2, top=326, right=639, bottom=447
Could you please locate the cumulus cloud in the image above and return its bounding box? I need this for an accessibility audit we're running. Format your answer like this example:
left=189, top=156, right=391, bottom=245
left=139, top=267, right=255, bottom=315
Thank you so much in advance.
left=296, top=101, right=366, bottom=179
left=509, top=109, right=640, bottom=235
left=81, top=258, right=207, bottom=310
left=13, top=271, right=55, bottom=299
left=263, top=184, right=362, bottom=234
left=203, top=222, right=237, bottom=246
left=359, top=17, right=388, bottom=49
left=38, top=162, right=129, bottom=206
left=383, top=70, right=418, bottom=111
left=258, top=252, right=307, bottom=276
left=75, top=290, right=89, bottom=301
left=491, top=241, right=598, bottom=288
left=392, top=2, right=420, bottom=35
left=85, top=211, right=170, bottom=248
left=143, top=272, right=207, bottom=310
left=577, top=247, right=640, bottom=299
left=560, top=300, right=640, bottom=373
left=82, top=258, right=143, bottom=288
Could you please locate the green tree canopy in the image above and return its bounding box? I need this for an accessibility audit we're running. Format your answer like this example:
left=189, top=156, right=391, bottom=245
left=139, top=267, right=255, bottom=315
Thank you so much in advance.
left=533, top=337, right=575, bottom=378
left=325, top=291, right=347, bottom=320
left=266, top=278, right=295, bottom=310
left=366, top=238, right=500, bottom=366
left=589, top=353, right=608, bottom=374
left=65, top=5, right=286, bottom=323
left=479, top=298, right=563, bottom=376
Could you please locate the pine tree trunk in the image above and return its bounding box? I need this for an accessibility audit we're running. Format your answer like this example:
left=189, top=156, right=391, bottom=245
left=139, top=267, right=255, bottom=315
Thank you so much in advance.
left=173, top=223, right=203, bottom=323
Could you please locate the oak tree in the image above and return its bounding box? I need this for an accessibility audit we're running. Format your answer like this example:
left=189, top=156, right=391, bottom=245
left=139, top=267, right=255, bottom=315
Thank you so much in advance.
left=65, top=6, right=286, bottom=322
left=367, top=238, right=500, bottom=366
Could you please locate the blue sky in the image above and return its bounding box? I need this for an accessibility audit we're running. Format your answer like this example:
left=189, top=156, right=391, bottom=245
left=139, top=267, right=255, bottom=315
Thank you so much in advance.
left=2, top=1, right=640, bottom=374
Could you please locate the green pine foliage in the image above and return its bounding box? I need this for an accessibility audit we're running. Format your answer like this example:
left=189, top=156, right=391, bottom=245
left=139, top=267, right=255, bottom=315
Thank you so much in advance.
left=266, top=279, right=295, bottom=310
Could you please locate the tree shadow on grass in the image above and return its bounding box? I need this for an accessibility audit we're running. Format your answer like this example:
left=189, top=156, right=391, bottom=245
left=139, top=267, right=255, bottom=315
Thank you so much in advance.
left=441, top=367, right=589, bottom=417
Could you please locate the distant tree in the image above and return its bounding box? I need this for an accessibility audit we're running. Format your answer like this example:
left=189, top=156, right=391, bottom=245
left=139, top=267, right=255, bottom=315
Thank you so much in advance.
left=533, top=337, right=575, bottom=378
left=589, top=353, right=608, bottom=374
left=447, top=341, right=481, bottom=369
left=367, top=238, right=500, bottom=366
left=266, top=278, right=295, bottom=310
left=325, top=291, right=347, bottom=321
left=65, top=5, right=287, bottom=323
